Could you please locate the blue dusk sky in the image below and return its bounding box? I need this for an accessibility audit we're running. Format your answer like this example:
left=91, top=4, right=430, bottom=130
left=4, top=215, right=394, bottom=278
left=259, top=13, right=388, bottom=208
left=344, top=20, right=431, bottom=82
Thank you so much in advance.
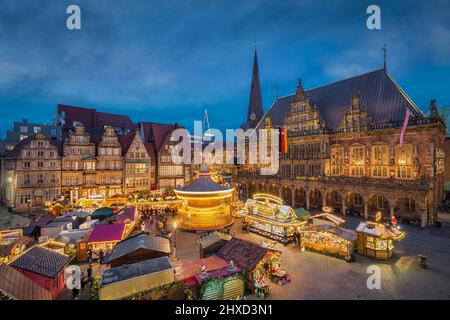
left=0, top=0, right=449, bottom=138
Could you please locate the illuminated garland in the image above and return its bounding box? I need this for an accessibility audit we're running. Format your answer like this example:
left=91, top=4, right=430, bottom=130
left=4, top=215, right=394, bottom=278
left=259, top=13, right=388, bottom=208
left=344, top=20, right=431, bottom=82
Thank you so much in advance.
left=0, top=290, right=12, bottom=300
left=90, top=276, right=100, bottom=300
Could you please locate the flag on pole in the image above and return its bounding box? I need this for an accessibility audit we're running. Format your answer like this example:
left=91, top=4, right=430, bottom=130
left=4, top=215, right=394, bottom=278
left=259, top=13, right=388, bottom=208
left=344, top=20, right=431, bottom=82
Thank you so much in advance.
left=399, top=109, right=411, bottom=146
left=278, top=127, right=288, bottom=153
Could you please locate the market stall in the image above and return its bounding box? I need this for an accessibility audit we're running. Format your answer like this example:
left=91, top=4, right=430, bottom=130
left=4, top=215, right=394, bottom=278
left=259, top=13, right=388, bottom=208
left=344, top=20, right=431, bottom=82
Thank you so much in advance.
left=102, top=232, right=171, bottom=267
left=0, top=229, right=30, bottom=263
left=99, top=256, right=175, bottom=300
left=217, top=237, right=289, bottom=298
left=174, top=255, right=245, bottom=300
left=355, top=220, right=406, bottom=259
left=241, top=194, right=307, bottom=244
left=85, top=223, right=127, bottom=258
left=300, top=224, right=356, bottom=261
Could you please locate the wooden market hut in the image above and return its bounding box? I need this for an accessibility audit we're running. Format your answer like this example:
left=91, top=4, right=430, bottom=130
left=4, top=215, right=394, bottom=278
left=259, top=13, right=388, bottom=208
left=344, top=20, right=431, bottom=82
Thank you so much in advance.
left=355, top=221, right=406, bottom=259
left=102, top=232, right=171, bottom=267
left=0, top=264, right=52, bottom=300
left=9, top=246, right=70, bottom=299
left=99, top=256, right=175, bottom=300
left=0, top=229, right=31, bottom=264
left=217, top=238, right=281, bottom=294
left=197, top=231, right=232, bottom=258
left=174, top=255, right=245, bottom=300
left=86, top=223, right=126, bottom=258
left=300, top=224, right=357, bottom=261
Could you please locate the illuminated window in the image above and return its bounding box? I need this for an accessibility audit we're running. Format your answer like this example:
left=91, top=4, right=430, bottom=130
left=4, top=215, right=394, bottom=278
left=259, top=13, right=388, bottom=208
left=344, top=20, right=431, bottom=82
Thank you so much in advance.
left=350, top=145, right=365, bottom=177
left=330, top=146, right=344, bottom=176
left=371, top=144, right=389, bottom=177
left=396, top=144, right=413, bottom=179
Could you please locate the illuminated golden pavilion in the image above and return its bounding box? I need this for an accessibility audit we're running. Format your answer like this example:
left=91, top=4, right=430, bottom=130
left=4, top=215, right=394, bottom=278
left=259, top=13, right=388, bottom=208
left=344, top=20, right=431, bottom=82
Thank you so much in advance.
left=174, top=165, right=234, bottom=231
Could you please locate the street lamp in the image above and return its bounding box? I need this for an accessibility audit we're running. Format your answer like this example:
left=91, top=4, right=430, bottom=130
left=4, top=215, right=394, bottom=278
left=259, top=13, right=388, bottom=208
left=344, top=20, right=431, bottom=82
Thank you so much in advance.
left=173, top=221, right=178, bottom=261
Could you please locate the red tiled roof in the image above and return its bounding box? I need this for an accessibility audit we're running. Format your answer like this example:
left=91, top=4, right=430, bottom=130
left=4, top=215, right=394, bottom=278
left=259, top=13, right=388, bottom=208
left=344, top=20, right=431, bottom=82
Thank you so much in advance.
left=140, top=121, right=180, bottom=154
left=57, top=104, right=97, bottom=128
left=143, top=142, right=156, bottom=161
left=88, top=223, right=126, bottom=243
left=118, top=132, right=136, bottom=155
left=96, top=112, right=136, bottom=129
left=57, top=104, right=135, bottom=130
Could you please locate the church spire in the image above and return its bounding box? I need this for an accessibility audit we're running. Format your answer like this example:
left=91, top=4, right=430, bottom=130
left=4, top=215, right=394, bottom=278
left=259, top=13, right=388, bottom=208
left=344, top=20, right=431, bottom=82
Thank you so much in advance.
left=247, top=49, right=264, bottom=127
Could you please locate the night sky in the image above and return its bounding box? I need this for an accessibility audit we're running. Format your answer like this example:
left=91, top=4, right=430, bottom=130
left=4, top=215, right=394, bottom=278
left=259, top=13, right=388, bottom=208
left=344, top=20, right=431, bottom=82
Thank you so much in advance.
left=1, top=0, right=449, bottom=138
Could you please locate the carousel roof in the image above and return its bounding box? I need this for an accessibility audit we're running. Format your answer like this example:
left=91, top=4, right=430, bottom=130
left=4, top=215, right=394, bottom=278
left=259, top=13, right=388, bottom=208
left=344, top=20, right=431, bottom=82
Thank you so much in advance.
left=175, top=165, right=233, bottom=194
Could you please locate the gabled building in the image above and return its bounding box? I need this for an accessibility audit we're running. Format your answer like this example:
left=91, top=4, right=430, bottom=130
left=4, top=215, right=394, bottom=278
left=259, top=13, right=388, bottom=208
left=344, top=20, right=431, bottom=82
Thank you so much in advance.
left=120, top=129, right=155, bottom=194
left=140, top=122, right=191, bottom=189
left=96, top=126, right=124, bottom=197
left=61, top=122, right=97, bottom=202
left=0, top=264, right=52, bottom=300
left=9, top=245, right=70, bottom=299
left=236, top=56, right=446, bottom=227
left=2, top=133, right=62, bottom=211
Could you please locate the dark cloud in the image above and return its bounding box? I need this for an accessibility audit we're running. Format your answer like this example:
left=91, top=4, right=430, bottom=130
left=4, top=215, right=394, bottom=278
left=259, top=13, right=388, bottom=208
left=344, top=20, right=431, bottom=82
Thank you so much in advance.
left=0, top=0, right=449, bottom=137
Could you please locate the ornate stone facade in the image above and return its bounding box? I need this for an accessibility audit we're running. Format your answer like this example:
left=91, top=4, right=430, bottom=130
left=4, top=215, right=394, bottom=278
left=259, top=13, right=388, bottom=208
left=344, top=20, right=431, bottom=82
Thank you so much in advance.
left=5, top=134, right=61, bottom=210
left=96, top=126, right=123, bottom=197
left=123, top=130, right=153, bottom=194
left=235, top=69, right=446, bottom=227
left=61, top=123, right=97, bottom=202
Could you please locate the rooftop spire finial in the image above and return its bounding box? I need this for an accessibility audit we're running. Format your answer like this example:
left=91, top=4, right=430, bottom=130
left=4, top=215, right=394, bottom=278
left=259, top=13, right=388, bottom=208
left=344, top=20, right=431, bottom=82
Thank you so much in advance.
left=246, top=48, right=263, bottom=127
left=382, top=44, right=387, bottom=70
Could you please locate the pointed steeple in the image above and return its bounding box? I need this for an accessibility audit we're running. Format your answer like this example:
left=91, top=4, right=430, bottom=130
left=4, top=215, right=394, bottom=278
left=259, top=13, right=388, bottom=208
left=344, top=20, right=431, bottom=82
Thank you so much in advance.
left=247, top=49, right=264, bottom=127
